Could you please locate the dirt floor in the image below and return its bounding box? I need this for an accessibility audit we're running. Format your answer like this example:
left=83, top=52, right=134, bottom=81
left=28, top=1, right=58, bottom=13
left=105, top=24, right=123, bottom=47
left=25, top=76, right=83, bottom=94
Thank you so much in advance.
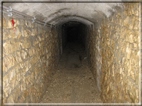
left=41, top=42, right=102, bottom=103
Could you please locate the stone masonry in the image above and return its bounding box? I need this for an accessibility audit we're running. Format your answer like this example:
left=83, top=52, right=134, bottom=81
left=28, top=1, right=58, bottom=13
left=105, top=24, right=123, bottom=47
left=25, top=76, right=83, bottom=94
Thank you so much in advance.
left=3, top=14, right=59, bottom=103
left=88, top=3, right=140, bottom=103
left=1, top=2, right=141, bottom=104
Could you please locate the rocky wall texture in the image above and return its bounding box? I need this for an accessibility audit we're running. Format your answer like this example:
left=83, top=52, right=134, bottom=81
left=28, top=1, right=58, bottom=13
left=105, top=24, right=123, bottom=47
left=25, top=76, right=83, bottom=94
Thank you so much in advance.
left=3, top=15, right=59, bottom=103
left=98, top=3, right=140, bottom=103
left=93, top=25, right=102, bottom=92
left=87, top=24, right=102, bottom=93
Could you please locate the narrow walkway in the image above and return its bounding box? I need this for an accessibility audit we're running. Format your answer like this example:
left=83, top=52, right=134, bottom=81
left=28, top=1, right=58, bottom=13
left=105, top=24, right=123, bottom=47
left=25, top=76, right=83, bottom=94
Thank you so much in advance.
left=41, top=42, right=102, bottom=103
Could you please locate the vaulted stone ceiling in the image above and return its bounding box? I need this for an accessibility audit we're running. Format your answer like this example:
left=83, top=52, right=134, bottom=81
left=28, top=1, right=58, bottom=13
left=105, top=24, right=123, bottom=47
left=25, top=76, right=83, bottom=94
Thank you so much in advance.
left=2, top=0, right=123, bottom=25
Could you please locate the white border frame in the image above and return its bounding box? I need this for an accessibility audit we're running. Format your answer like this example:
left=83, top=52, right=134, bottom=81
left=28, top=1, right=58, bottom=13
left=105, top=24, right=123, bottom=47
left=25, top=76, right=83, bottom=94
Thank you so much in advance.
left=2, top=1, right=142, bottom=106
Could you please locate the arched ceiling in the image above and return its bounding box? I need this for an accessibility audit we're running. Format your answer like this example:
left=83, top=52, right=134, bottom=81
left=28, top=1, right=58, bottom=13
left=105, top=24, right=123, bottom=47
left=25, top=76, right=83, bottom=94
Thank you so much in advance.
left=50, top=15, right=94, bottom=26
left=2, top=0, right=123, bottom=25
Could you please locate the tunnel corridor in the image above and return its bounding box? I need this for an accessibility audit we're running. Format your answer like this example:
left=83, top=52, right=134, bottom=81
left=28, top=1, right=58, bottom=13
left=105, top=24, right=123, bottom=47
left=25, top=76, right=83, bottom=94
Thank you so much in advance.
left=41, top=42, right=102, bottom=103
left=41, top=21, right=102, bottom=103
left=1, top=1, right=141, bottom=105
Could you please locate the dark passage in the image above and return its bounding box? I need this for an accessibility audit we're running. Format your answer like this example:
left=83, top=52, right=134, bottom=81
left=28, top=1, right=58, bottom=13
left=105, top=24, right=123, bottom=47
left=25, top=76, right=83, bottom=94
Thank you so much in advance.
left=41, top=21, right=102, bottom=103
left=61, top=21, right=87, bottom=51
left=61, top=21, right=88, bottom=67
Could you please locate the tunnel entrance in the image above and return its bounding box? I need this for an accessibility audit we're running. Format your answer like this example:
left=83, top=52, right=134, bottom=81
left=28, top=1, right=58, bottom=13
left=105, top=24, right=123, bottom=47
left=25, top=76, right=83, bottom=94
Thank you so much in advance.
left=41, top=21, right=102, bottom=103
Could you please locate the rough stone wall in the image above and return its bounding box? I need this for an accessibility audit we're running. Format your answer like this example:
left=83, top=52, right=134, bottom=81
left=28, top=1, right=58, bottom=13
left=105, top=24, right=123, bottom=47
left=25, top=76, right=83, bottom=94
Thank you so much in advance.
left=3, top=14, right=59, bottom=103
left=87, top=24, right=102, bottom=92
left=98, top=3, right=140, bottom=103
left=94, top=25, right=102, bottom=92
left=86, top=25, right=93, bottom=72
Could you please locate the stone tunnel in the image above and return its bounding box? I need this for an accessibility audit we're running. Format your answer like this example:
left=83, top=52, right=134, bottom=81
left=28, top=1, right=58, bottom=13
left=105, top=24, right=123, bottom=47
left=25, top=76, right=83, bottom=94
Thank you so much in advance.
left=1, top=1, right=142, bottom=105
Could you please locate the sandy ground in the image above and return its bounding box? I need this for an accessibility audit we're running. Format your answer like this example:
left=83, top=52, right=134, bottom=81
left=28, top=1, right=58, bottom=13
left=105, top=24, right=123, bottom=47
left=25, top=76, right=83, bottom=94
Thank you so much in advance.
left=41, top=42, right=102, bottom=103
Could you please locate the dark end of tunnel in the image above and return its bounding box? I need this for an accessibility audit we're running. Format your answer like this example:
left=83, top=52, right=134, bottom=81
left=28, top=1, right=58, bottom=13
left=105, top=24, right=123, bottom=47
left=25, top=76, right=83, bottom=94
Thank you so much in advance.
left=61, top=21, right=87, bottom=51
